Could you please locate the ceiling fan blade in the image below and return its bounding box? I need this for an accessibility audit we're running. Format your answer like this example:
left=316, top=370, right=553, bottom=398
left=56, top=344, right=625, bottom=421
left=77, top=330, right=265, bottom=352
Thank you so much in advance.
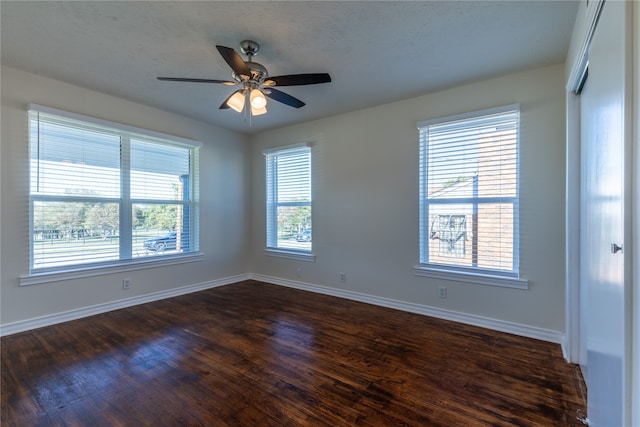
left=267, top=73, right=331, bottom=86
left=158, top=77, right=235, bottom=84
left=216, top=45, right=251, bottom=77
left=265, top=88, right=305, bottom=108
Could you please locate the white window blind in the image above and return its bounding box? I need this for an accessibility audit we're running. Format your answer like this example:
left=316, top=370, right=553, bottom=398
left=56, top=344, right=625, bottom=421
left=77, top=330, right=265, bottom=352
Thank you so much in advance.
left=29, top=105, right=199, bottom=273
left=418, top=105, right=519, bottom=277
left=265, top=145, right=312, bottom=253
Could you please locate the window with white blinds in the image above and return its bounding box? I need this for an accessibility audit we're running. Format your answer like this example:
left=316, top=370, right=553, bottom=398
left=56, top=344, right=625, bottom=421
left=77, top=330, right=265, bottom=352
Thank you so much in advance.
left=28, top=105, right=200, bottom=273
left=265, top=144, right=312, bottom=253
left=418, top=105, right=520, bottom=278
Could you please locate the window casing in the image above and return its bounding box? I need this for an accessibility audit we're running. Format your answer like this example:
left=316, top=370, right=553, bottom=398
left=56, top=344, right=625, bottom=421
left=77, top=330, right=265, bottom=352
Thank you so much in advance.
left=28, top=105, right=200, bottom=274
left=418, top=105, right=520, bottom=279
left=265, top=144, right=312, bottom=254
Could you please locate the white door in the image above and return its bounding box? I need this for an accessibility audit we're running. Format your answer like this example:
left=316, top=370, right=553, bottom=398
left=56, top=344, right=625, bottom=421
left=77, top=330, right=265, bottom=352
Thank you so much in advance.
left=579, top=1, right=629, bottom=425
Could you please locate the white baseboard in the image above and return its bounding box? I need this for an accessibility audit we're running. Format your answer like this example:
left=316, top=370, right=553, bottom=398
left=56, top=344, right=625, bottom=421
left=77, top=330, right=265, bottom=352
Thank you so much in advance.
left=0, top=273, right=251, bottom=337
left=252, top=273, right=565, bottom=345
left=1, top=273, right=565, bottom=346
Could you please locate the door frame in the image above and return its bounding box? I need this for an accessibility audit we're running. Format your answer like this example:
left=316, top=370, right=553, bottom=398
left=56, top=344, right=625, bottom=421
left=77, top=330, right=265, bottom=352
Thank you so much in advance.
left=565, top=0, right=636, bottom=424
left=564, top=0, right=604, bottom=365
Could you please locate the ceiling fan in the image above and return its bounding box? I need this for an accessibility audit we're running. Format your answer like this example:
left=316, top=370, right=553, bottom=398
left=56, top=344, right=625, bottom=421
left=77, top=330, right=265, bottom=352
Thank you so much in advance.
left=157, top=40, right=331, bottom=117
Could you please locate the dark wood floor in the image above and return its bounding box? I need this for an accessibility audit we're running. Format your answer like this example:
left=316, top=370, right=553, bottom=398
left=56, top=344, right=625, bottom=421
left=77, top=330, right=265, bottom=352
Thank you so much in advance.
left=2, top=280, right=586, bottom=426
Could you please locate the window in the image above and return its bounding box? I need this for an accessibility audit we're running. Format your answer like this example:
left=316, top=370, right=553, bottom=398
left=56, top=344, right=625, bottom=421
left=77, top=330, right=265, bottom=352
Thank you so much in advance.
left=28, top=105, right=199, bottom=273
left=418, top=105, right=520, bottom=279
left=265, top=144, right=312, bottom=254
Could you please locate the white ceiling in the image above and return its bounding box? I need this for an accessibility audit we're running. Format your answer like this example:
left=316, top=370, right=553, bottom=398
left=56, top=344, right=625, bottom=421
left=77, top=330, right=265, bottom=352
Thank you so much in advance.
left=1, top=1, right=578, bottom=135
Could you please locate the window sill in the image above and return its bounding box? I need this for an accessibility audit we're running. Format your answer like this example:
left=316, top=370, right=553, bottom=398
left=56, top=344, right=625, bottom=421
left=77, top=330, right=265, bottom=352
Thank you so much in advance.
left=20, top=252, right=204, bottom=286
left=264, top=249, right=316, bottom=262
left=413, top=265, right=528, bottom=289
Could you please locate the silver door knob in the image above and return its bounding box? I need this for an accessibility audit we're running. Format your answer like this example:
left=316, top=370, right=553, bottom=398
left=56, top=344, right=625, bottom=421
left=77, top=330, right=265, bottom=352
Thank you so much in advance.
left=611, top=243, right=623, bottom=254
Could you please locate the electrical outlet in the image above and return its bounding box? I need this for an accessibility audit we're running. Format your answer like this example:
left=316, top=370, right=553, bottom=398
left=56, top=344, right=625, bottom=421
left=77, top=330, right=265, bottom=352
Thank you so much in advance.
left=296, top=268, right=302, bottom=278
left=439, top=286, right=447, bottom=298
left=123, top=278, right=132, bottom=290
left=340, top=272, right=346, bottom=283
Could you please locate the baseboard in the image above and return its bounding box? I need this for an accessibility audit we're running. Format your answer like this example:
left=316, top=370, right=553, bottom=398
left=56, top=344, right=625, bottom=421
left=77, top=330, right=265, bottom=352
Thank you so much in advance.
left=251, top=273, right=565, bottom=345
left=0, top=273, right=251, bottom=337
left=1, top=272, right=565, bottom=345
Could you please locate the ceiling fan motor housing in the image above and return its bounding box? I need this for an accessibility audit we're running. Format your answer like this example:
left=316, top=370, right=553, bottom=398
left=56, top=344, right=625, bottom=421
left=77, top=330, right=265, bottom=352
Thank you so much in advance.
left=239, top=41, right=267, bottom=82
left=245, top=62, right=267, bottom=81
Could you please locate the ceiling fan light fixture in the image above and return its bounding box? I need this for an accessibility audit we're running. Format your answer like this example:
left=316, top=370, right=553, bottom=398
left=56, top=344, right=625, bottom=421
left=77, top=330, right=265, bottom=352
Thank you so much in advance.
left=227, top=91, right=245, bottom=112
left=251, top=105, right=267, bottom=116
left=250, top=89, right=267, bottom=109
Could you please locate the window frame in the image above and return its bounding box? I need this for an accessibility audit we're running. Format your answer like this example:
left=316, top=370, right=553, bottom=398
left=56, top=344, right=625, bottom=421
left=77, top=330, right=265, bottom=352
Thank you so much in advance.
left=263, top=143, right=315, bottom=261
left=23, top=104, right=202, bottom=284
left=415, top=104, right=527, bottom=289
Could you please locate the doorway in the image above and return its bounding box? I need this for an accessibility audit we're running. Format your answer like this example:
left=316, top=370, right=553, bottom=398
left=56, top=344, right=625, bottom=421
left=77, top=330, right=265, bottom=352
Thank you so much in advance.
left=569, top=1, right=631, bottom=425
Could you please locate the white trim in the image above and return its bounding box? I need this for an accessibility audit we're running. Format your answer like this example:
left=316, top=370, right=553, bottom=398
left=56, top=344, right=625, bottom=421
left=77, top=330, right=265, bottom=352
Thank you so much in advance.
left=417, top=105, right=521, bottom=278
left=21, top=252, right=204, bottom=286
left=565, top=91, right=582, bottom=364
left=1, top=274, right=250, bottom=337
left=413, top=266, right=528, bottom=289
left=417, top=103, right=519, bottom=128
left=4, top=272, right=562, bottom=345
left=264, top=145, right=313, bottom=252
left=261, top=141, right=313, bottom=155
left=264, top=249, right=316, bottom=262
left=252, top=274, right=562, bottom=344
left=28, top=103, right=202, bottom=147
left=563, top=0, right=605, bottom=366
left=566, top=0, right=605, bottom=92
left=561, top=337, right=570, bottom=362
left=633, top=2, right=640, bottom=425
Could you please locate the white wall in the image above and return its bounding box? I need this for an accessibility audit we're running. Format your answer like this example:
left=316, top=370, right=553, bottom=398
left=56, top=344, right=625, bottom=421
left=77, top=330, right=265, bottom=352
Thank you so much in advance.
left=0, top=66, right=250, bottom=327
left=1, top=63, right=569, bottom=339
left=250, top=64, right=567, bottom=334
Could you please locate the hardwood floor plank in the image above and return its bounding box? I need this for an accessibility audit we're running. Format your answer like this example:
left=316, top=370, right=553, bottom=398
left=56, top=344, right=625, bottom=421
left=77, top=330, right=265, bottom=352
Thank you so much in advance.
left=1, top=280, right=586, bottom=426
